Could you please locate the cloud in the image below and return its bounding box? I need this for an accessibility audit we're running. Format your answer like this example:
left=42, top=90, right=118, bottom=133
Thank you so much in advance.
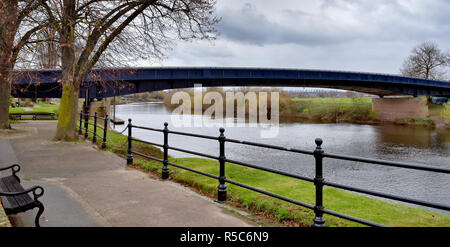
left=148, top=0, right=450, bottom=75
left=216, top=3, right=349, bottom=46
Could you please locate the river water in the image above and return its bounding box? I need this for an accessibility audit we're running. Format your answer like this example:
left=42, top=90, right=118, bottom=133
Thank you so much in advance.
left=112, top=102, right=450, bottom=213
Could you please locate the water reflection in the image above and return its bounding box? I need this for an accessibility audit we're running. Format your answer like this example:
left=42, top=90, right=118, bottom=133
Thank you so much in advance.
left=113, top=102, right=450, bottom=213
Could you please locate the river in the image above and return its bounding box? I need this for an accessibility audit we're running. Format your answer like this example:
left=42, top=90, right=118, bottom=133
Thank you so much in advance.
left=112, top=102, right=450, bottom=213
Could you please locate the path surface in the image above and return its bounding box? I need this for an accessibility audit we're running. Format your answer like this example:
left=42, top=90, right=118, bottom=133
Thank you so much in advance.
left=1, top=121, right=257, bottom=227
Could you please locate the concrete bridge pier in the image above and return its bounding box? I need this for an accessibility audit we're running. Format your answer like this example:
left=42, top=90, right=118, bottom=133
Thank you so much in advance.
left=85, top=98, right=115, bottom=130
left=372, top=97, right=429, bottom=122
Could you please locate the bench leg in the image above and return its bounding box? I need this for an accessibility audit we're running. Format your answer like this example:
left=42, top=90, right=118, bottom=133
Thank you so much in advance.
left=34, top=202, right=45, bottom=227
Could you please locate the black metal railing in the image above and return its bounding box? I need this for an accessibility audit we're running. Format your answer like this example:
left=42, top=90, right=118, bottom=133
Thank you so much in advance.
left=125, top=119, right=450, bottom=227
left=78, top=111, right=109, bottom=149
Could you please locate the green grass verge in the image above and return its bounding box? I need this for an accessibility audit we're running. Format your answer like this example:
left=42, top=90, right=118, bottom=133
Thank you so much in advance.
left=80, top=120, right=450, bottom=227
left=9, top=103, right=60, bottom=118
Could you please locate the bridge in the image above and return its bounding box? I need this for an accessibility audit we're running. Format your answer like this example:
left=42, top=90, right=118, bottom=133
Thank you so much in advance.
left=11, top=67, right=450, bottom=99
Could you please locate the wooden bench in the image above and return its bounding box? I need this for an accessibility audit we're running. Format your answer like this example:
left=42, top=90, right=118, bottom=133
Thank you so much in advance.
left=0, top=164, right=45, bottom=227
left=10, top=112, right=56, bottom=120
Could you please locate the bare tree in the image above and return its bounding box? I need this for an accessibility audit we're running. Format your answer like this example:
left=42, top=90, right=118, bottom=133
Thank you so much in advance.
left=37, top=0, right=219, bottom=140
left=0, top=0, right=49, bottom=129
left=400, top=41, right=450, bottom=80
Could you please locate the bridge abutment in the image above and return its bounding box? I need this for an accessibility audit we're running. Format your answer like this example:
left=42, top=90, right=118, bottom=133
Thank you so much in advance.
left=372, top=97, right=429, bottom=122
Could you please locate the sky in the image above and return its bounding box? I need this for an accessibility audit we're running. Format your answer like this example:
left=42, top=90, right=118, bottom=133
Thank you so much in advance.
left=144, top=0, right=450, bottom=75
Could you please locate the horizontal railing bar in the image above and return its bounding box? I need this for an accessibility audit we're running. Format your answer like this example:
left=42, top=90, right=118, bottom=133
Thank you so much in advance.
left=224, top=158, right=314, bottom=183
left=323, top=180, right=450, bottom=211
left=167, top=130, right=219, bottom=140
left=224, top=178, right=314, bottom=210
left=320, top=208, right=385, bottom=227
left=132, top=151, right=164, bottom=163
left=225, top=138, right=314, bottom=155
left=96, top=125, right=104, bottom=131
left=324, top=153, right=450, bottom=174
left=167, top=161, right=219, bottom=180
left=97, top=116, right=107, bottom=120
left=226, top=178, right=384, bottom=227
left=131, top=138, right=164, bottom=148
left=132, top=151, right=219, bottom=180
left=132, top=125, right=164, bottom=132
left=168, top=146, right=219, bottom=160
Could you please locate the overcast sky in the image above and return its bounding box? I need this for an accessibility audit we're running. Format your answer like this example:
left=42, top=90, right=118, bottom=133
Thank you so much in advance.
left=145, top=0, right=450, bottom=75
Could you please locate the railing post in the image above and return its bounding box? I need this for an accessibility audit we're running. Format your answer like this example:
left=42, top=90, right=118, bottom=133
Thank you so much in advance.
left=84, top=106, right=89, bottom=138
left=93, top=112, right=97, bottom=143
left=217, top=127, right=227, bottom=203
left=102, top=114, right=108, bottom=149
left=127, top=118, right=133, bottom=165
left=79, top=111, right=82, bottom=135
left=162, top=122, right=170, bottom=180
left=313, top=138, right=326, bottom=227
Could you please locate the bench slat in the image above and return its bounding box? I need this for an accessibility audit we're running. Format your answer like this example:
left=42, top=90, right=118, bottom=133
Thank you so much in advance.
left=2, top=176, right=33, bottom=207
left=0, top=176, right=33, bottom=208
left=7, top=177, right=34, bottom=206
left=0, top=178, right=20, bottom=209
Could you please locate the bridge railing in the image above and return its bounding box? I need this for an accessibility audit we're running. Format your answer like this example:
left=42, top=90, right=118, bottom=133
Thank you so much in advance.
left=78, top=111, right=109, bottom=149
left=125, top=119, right=450, bottom=227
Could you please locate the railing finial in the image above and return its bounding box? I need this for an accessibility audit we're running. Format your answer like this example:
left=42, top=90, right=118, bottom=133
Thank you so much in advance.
left=315, top=138, right=323, bottom=148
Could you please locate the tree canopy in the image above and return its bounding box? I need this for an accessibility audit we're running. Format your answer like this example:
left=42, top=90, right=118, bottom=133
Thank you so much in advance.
left=400, top=41, right=450, bottom=80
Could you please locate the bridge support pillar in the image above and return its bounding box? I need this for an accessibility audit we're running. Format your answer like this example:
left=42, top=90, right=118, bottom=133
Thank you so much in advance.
left=87, top=98, right=110, bottom=117
left=372, top=97, right=429, bottom=122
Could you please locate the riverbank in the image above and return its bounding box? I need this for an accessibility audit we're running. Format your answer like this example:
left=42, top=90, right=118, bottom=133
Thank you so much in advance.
left=161, top=90, right=447, bottom=128
left=84, top=121, right=450, bottom=227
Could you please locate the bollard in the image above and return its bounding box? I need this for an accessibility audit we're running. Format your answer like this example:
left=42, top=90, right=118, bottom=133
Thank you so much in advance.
left=84, top=107, right=89, bottom=138
left=93, top=112, right=97, bottom=143
left=313, top=138, right=326, bottom=227
left=162, top=122, right=169, bottom=180
left=127, top=118, right=133, bottom=165
left=102, top=114, right=108, bottom=149
left=217, top=127, right=227, bottom=203
left=79, top=111, right=82, bottom=135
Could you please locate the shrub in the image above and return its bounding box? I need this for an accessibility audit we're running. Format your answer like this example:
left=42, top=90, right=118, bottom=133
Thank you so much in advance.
left=442, top=104, right=450, bottom=125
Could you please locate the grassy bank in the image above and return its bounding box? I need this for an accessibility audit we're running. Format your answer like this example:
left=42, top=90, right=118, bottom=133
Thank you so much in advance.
left=81, top=121, right=450, bottom=227
left=9, top=103, right=60, bottom=117
left=441, top=104, right=450, bottom=125
left=289, top=97, right=376, bottom=123
left=162, top=88, right=377, bottom=124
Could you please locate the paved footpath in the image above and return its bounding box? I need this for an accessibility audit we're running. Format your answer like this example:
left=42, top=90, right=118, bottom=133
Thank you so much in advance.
left=1, top=121, right=257, bottom=227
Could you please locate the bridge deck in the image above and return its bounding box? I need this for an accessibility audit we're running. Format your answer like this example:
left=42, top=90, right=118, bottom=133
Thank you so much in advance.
left=11, top=67, right=450, bottom=98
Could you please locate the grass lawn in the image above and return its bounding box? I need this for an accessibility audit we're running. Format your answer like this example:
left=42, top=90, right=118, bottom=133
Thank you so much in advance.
left=81, top=121, right=450, bottom=227
left=9, top=102, right=60, bottom=114
left=9, top=103, right=60, bottom=120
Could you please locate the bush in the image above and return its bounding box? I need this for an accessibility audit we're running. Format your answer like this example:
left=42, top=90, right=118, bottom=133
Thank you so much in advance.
left=442, top=104, right=450, bottom=125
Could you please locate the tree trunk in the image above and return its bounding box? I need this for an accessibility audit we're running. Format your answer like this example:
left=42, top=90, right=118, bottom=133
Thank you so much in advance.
left=55, top=82, right=79, bottom=141
left=0, top=1, right=18, bottom=129
left=0, top=73, right=11, bottom=129
left=54, top=0, right=78, bottom=141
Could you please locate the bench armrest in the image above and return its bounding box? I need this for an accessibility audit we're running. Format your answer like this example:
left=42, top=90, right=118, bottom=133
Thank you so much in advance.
left=0, top=164, right=20, bottom=176
left=0, top=186, right=44, bottom=200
